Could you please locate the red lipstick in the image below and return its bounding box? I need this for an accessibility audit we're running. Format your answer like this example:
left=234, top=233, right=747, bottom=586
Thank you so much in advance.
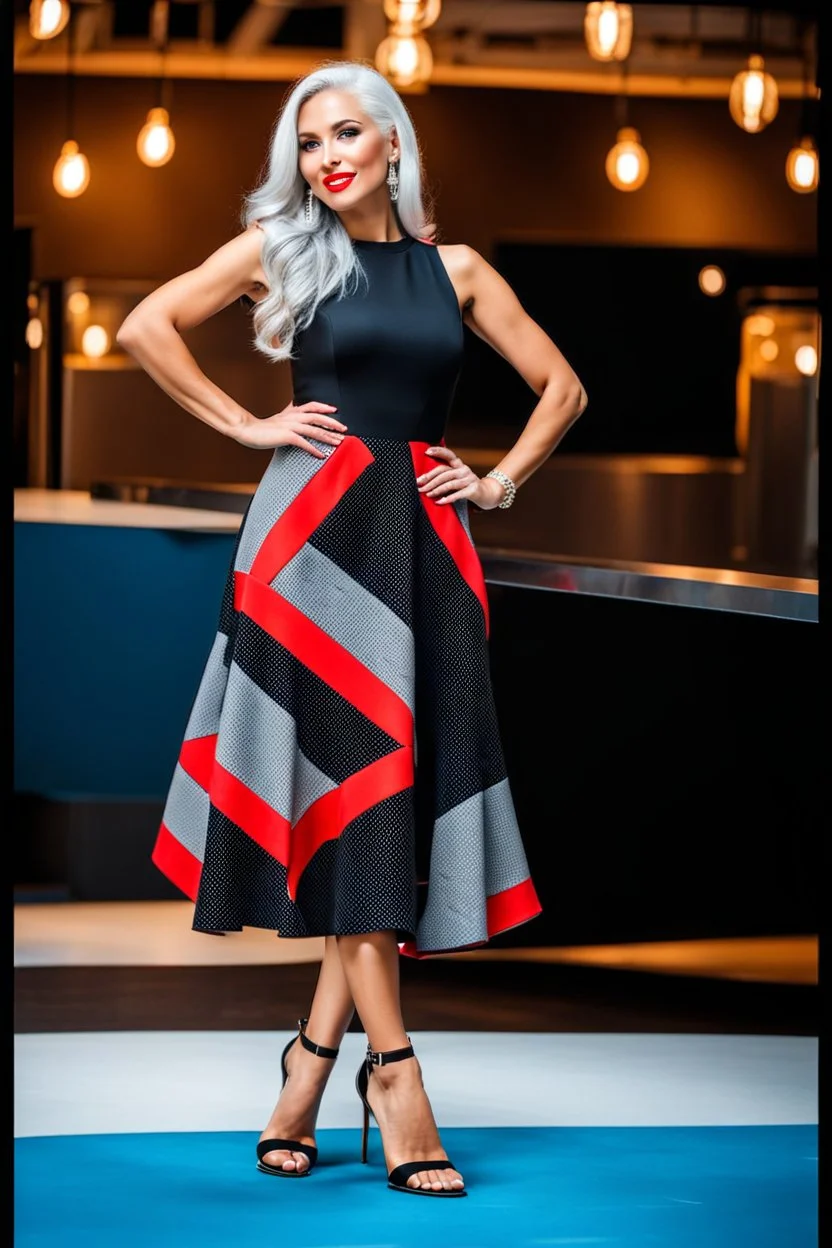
left=322, top=172, right=356, bottom=193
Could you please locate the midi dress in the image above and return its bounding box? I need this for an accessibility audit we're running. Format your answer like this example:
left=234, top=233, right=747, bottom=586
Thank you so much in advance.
left=152, top=233, right=542, bottom=957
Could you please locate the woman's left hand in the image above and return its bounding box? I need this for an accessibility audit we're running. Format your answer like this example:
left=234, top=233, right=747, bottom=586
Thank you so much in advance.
left=416, top=446, right=506, bottom=510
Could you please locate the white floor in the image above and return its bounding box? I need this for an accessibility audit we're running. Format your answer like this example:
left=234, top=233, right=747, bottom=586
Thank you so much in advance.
left=14, top=1031, right=818, bottom=1138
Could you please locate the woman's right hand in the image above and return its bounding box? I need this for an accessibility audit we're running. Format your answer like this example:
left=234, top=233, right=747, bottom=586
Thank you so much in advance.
left=233, top=401, right=348, bottom=457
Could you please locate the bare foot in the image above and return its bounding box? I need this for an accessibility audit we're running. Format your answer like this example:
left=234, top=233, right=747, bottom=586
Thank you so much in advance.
left=365, top=1057, right=465, bottom=1193
left=258, top=1035, right=336, bottom=1174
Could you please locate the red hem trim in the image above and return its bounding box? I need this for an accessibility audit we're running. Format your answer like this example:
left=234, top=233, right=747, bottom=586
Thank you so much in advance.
left=398, top=876, right=542, bottom=959
left=152, top=823, right=202, bottom=901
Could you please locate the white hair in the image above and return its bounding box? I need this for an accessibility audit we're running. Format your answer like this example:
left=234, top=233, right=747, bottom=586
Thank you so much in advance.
left=243, top=60, right=436, bottom=362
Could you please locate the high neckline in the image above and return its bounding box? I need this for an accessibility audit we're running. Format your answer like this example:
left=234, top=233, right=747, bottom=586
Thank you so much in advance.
left=351, top=235, right=414, bottom=252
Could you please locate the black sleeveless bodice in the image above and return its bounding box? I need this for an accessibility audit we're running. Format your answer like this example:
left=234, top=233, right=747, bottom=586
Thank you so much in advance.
left=290, top=235, right=464, bottom=443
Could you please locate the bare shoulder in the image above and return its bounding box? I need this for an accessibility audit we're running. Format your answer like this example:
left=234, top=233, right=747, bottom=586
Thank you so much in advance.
left=435, top=243, right=480, bottom=281
left=434, top=243, right=483, bottom=309
left=220, top=222, right=269, bottom=299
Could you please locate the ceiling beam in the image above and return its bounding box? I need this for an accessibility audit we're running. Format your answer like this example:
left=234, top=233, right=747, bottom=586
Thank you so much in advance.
left=11, top=43, right=814, bottom=98
left=226, top=1, right=294, bottom=55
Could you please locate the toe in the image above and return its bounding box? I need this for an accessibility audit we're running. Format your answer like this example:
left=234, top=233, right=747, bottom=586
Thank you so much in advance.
left=263, top=1149, right=294, bottom=1170
left=292, top=1152, right=309, bottom=1174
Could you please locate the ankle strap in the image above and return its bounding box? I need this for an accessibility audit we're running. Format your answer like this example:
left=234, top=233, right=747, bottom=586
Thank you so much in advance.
left=297, top=1017, right=339, bottom=1060
left=366, top=1039, right=414, bottom=1067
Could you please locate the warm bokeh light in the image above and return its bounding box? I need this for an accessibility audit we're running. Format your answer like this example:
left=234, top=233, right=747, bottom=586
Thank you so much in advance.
left=27, top=292, right=39, bottom=313
left=53, top=140, right=91, bottom=198
left=584, top=3, right=633, bottom=62
left=383, top=0, right=441, bottom=29
left=29, top=0, right=70, bottom=40
left=729, top=55, right=779, bottom=133
left=137, top=107, right=176, bottom=167
left=698, top=265, right=726, bottom=296
left=785, top=136, right=819, bottom=193
left=375, top=31, right=433, bottom=87
left=795, top=345, right=818, bottom=376
left=759, top=338, right=779, bottom=362
left=25, top=318, right=44, bottom=349
left=745, top=314, right=776, bottom=336
left=67, top=291, right=91, bottom=315
left=81, top=325, right=110, bottom=359
left=605, top=127, right=649, bottom=190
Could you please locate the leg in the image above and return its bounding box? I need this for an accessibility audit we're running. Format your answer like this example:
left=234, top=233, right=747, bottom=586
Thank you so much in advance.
left=336, top=930, right=465, bottom=1193
left=258, top=935, right=354, bottom=1173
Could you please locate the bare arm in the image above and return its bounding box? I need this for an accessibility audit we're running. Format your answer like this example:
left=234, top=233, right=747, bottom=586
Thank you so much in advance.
left=116, top=226, right=346, bottom=454
left=418, top=245, right=587, bottom=509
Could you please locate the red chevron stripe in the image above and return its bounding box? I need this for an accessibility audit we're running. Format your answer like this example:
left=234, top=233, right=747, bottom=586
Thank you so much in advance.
left=234, top=572, right=412, bottom=746
left=179, top=734, right=292, bottom=865
left=409, top=442, right=490, bottom=637
left=152, top=823, right=201, bottom=901
left=250, top=438, right=375, bottom=584
left=286, top=746, right=414, bottom=899
left=399, top=875, right=542, bottom=958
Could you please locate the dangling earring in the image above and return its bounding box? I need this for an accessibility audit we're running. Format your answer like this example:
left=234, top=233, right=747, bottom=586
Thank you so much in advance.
left=386, top=160, right=399, bottom=202
left=304, top=188, right=314, bottom=224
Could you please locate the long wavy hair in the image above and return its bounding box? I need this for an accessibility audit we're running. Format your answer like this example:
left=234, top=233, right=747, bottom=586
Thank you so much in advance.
left=243, top=60, right=436, bottom=362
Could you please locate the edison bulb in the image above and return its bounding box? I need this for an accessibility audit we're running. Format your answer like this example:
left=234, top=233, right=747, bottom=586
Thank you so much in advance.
left=584, top=3, right=633, bottom=63
left=699, top=266, right=726, bottom=296
left=605, top=127, right=649, bottom=191
left=382, top=0, right=441, bottom=28
left=795, top=345, right=817, bottom=375
left=786, top=137, right=819, bottom=193
left=81, top=325, right=110, bottom=358
left=29, top=0, right=70, bottom=40
left=375, top=31, right=433, bottom=87
left=53, top=140, right=91, bottom=198
left=137, top=107, right=176, bottom=168
left=729, top=55, right=779, bottom=133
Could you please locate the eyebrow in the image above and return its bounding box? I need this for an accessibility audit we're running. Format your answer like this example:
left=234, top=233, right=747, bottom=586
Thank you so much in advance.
left=297, top=118, right=362, bottom=139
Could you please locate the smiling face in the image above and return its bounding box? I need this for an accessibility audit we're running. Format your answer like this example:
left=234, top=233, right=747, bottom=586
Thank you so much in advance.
left=297, top=89, right=398, bottom=211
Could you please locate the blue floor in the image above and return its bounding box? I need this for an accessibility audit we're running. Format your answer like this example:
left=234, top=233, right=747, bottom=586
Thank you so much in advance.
left=15, top=1125, right=817, bottom=1247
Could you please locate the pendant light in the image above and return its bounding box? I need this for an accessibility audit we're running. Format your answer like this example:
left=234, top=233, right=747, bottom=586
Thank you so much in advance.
left=137, top=1, right=176, bottom=167
left=605, top=60, right=649, bottom=191
left=29, top=0, right=70, bottom=40
left=53, top=5, right=91, bottom=198
left=729, top=11, right=779, bottom=133
left=376, top=0, right=438, bottom=90
left=382, top=0, right=441, bottom=28
left=785, top=23, right=819, bottom=193
left=584, top=3, right=633, bottom=63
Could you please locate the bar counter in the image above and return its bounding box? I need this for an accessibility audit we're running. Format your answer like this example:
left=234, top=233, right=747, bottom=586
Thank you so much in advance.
left=14, top=488, right=817, bottom=623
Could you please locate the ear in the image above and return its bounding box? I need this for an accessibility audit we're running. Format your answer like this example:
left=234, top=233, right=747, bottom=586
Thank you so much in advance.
left=388, top=126, right=400, bottom=162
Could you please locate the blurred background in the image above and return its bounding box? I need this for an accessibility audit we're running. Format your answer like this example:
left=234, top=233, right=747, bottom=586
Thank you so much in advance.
left=14, top=0, right=820, bottom=960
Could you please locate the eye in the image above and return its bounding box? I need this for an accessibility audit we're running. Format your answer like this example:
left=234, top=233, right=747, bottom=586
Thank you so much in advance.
left=299, top=139, right=319, bottom=152
left=338, top=127, right=360, bottom=140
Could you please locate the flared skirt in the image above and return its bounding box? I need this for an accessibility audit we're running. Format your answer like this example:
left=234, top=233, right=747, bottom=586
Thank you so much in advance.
left=152, top=435, right=541, bottom=956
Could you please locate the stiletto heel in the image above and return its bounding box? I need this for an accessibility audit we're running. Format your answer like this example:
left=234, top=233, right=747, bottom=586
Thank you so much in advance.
left=256, top=1017, right=339, bottom=1178
left=355, top=1040, right=466, bottom=1197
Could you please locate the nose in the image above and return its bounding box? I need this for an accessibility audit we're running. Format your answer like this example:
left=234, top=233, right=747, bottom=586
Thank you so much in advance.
left=322, top=148, right=340, bottom=169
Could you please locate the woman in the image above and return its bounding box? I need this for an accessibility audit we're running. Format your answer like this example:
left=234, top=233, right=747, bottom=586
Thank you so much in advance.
left=117, top=60, right=586, bottom=1198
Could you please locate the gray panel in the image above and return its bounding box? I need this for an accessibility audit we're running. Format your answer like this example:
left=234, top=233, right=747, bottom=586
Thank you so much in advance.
left=184, top=631, right=230, bottom=740
left=160, top=763, right=210, bottom=863
left=234, top=443, right=334, bottom=574
left=215, top=661, right=336, bottom=821
left=273, top=543, right=416, bottom=711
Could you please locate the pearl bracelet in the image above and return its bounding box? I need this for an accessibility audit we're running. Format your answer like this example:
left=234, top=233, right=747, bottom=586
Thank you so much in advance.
left=485, top=468, right=517, bottom=510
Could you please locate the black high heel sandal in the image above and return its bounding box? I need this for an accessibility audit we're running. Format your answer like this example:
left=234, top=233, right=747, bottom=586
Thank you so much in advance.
left=355, top=1040, right=466, bottom=1197
left=256, top=1017, right=339, bottom=1178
